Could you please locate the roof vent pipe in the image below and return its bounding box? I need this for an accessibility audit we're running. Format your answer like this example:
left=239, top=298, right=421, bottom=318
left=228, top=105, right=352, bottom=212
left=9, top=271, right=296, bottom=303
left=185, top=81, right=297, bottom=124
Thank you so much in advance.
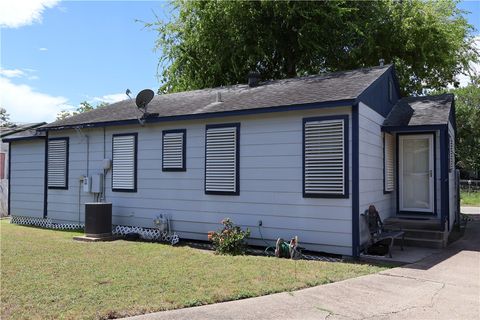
left=379, top=59, right=385, bottom=67
left=247, top=71, right=260, bottom=87
left=216, top=91, right=222, bottom=102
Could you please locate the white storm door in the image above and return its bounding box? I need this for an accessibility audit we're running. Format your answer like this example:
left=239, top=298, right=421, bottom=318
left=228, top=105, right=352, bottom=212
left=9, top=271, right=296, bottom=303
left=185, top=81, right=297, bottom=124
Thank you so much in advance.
left=399, top=134, right=434, bottom=213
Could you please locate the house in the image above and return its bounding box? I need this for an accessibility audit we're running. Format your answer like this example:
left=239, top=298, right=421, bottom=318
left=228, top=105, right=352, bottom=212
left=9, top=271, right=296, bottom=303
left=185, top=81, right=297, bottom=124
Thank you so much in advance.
left=0, top=123, right=46, bottom=216
left=4, top=65, right=458, bottom=257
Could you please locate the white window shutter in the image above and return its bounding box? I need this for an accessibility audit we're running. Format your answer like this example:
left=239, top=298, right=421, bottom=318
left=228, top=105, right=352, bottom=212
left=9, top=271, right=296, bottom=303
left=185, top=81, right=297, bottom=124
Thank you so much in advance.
left=384, top=133, right=394, bottom=191
left=449, top=135, right=455, bottom=172
left=112, top=134, right=136, bottom=191
left=304, top=118, right=347, bottom=196
left=162, top=130, right=185, bottom=170
left=48, top=138, right=68, bottom=188
left=205, top=125, right=239, bottom=194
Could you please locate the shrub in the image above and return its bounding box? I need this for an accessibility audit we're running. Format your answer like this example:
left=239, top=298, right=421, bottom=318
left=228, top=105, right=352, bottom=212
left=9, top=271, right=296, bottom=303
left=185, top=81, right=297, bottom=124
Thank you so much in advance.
left=210, top=218, right=250, bottom=255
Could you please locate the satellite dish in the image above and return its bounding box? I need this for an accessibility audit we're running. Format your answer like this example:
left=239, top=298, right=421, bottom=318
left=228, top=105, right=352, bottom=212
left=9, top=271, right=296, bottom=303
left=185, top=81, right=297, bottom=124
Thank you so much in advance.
left=135, top=89, right=154, bottom=109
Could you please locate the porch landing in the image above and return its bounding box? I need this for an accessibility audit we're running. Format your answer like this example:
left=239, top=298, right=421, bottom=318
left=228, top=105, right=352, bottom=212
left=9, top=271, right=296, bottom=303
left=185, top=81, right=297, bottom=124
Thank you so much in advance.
left=361, top=245, right=441, bottom=264
left=384, top=217, right=447, bottom=248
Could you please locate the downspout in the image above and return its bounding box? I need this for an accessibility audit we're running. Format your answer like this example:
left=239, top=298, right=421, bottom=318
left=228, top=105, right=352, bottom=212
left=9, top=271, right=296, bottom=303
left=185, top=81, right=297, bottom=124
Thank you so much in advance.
left=352, top=102, right=360, bottom=258
left=7, top=142, right=11, bottom=216
left=101, top=127, right=107, bottom=202
left=43, top=131, right=49, bottom=218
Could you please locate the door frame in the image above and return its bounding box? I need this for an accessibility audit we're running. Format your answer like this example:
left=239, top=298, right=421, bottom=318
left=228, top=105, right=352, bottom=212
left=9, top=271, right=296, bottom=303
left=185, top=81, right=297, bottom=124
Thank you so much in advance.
left=396, top=132, right=437, bottom=216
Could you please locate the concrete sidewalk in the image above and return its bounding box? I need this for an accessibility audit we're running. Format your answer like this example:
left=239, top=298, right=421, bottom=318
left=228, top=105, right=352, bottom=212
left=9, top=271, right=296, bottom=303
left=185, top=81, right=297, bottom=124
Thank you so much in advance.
left=124, top=216, right=480, bottom=320
left=462, top=206, right=479, bottom=214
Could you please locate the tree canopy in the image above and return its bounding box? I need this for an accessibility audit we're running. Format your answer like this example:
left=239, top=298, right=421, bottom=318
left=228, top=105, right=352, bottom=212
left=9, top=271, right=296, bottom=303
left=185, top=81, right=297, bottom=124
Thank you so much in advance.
left=56, top=101, right=109, bottom=121
left=0, top=108, right=13, bottom=127
left=150, top=0, right=477, bottom=95
left=440, top=79, right=480, bottom=175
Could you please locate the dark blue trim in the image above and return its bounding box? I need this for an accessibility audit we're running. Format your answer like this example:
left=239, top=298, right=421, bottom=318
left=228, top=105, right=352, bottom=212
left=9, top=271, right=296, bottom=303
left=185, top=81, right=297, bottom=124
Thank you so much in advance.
left=204, top=123, right=240, bottom=196
left=351, top=104, right=360, bottom=258
left=43, top=132, right=48, bottom=218
left=302, top=115, right=349, bottom=199
left=396, top=132, right=437, bottom=216
left=40, top=99, right=356, bottom=132
left=162, top=129, right=187, bottom=171
left=440, top=127, right=449, bottom=231
left=356, top=65, right=399, bottom=117
left=449, top=95, right=457, bottom=134
left=111, top=133, right=138, bottom=193
left=2, top=135, right=45, bottom=143
left=7, top=143, right=11, bottom=216
left=382, top=124, right=447, bottom=132
left=47, top=137, right=69, bottom=190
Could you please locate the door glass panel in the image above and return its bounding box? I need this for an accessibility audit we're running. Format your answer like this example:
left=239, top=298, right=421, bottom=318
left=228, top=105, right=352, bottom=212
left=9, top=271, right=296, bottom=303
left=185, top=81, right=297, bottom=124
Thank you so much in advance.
left=402, top=138, right=430, bottom=209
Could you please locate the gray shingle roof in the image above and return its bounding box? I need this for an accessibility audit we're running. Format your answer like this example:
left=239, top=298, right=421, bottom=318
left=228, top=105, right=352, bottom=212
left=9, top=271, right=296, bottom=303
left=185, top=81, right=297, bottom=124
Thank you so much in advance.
left=383, top=94, right=454, bottom=127
left=42, top=65, right=392, bottom=130
left=1, top=122, right=46, bottom=138
left=2, top=128, right=46, bottom=142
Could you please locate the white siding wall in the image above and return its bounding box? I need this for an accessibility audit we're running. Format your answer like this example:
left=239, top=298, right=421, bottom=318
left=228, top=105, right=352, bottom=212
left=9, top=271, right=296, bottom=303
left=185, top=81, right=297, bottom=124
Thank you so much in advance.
left=48, top=107, right=353, bottom=255
left=9, top=140, right=45, bottom=217
left=358, top=102, right=395, bottom=245
left=47, top=129, right=102, bottom=224
left=1, top=142, right=9, bottom=215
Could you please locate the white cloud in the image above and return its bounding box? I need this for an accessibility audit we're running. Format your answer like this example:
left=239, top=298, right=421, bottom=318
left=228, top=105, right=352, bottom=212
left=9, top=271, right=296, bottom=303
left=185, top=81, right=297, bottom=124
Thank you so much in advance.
left=0, top=68, right=39, bottom=80
left=0, top=0, right=60, bottom=28
left=0, top=77, right=70, bottom=123
left=93, top=93, right=126, bottom=104
left=0, top=69, right=26, bottom=78
left=39, top=47, right=48, bottom=51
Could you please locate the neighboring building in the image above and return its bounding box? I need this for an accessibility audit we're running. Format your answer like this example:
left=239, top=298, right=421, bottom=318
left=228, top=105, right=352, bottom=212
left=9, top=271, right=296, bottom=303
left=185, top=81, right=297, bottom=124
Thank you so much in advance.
left=0, top=123, right=46, bottom=216
left=5, top=65, right=458, bottom=256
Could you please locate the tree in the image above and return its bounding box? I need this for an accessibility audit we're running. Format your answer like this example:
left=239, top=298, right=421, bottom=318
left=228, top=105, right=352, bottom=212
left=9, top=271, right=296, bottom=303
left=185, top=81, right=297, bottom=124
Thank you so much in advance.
left=150, top=0, right=477, bottom=95
left=442, top=81, right=480, bottom=175
left=56, top=101, right=109, bottom=121
left=0, top=108, right=13, bottom=127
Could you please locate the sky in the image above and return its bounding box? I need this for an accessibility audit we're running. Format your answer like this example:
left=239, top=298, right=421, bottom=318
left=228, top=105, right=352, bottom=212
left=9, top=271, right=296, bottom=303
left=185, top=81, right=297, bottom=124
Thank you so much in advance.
left=0, top=0, right=479, bottom=124
left=0, top=0, right=170, bottom=123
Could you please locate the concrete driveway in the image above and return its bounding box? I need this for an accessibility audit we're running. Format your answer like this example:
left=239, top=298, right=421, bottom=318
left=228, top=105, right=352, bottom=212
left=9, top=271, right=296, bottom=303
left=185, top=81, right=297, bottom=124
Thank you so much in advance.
left=125, top=214, right=480, bottom=320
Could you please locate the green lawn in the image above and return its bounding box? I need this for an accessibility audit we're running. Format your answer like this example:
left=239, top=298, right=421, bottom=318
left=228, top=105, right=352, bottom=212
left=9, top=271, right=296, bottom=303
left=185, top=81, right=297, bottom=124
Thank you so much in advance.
left=460, top=191, right=480, bottom=206
left=1, top=220, right=386, bottom=320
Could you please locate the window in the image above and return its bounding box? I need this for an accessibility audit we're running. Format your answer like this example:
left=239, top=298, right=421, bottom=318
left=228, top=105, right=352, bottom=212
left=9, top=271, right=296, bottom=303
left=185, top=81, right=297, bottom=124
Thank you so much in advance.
left=384, top=133, right=394, bottom=192
left=303, top=116, right=348, bottom=198
left=48, top=138, right=69, bottom=189
left=112, top=133, right=137, bottom=192
left=162, top=129, right=186, bottom=171
left=449, top=135, right=455, bottom=172
left=205, top=123, right=240, bottom=195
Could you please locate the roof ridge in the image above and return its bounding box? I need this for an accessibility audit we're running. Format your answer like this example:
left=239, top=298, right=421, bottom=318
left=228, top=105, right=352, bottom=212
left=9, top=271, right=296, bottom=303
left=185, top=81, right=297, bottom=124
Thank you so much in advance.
left=43, top=64, right=392, bottom=130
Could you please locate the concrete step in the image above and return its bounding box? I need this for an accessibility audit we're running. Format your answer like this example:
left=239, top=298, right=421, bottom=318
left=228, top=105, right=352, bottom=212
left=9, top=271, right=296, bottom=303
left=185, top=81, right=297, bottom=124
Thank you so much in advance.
left=395, top=236, right=445, bottom=249
left=399, top=228, right=445, bottom=241
left=384, top=217, right=442, bottom=231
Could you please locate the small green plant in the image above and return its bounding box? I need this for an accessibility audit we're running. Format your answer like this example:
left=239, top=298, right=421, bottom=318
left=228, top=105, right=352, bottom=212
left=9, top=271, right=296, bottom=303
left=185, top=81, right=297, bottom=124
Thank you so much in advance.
left=210, top=218, right=250, bottom=255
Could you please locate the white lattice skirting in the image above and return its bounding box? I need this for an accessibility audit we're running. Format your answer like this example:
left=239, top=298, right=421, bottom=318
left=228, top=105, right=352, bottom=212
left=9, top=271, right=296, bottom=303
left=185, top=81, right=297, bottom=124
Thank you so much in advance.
left=10, top=215, right=179, bottom=245
left=10, top=216, right=84, bottom=230
left=112, top=225, right=179, bottom=245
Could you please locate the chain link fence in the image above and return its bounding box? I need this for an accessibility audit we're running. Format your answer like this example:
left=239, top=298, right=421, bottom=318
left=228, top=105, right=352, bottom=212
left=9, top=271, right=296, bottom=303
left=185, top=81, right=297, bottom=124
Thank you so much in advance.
left=460, top=179, right=480, bottom=193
